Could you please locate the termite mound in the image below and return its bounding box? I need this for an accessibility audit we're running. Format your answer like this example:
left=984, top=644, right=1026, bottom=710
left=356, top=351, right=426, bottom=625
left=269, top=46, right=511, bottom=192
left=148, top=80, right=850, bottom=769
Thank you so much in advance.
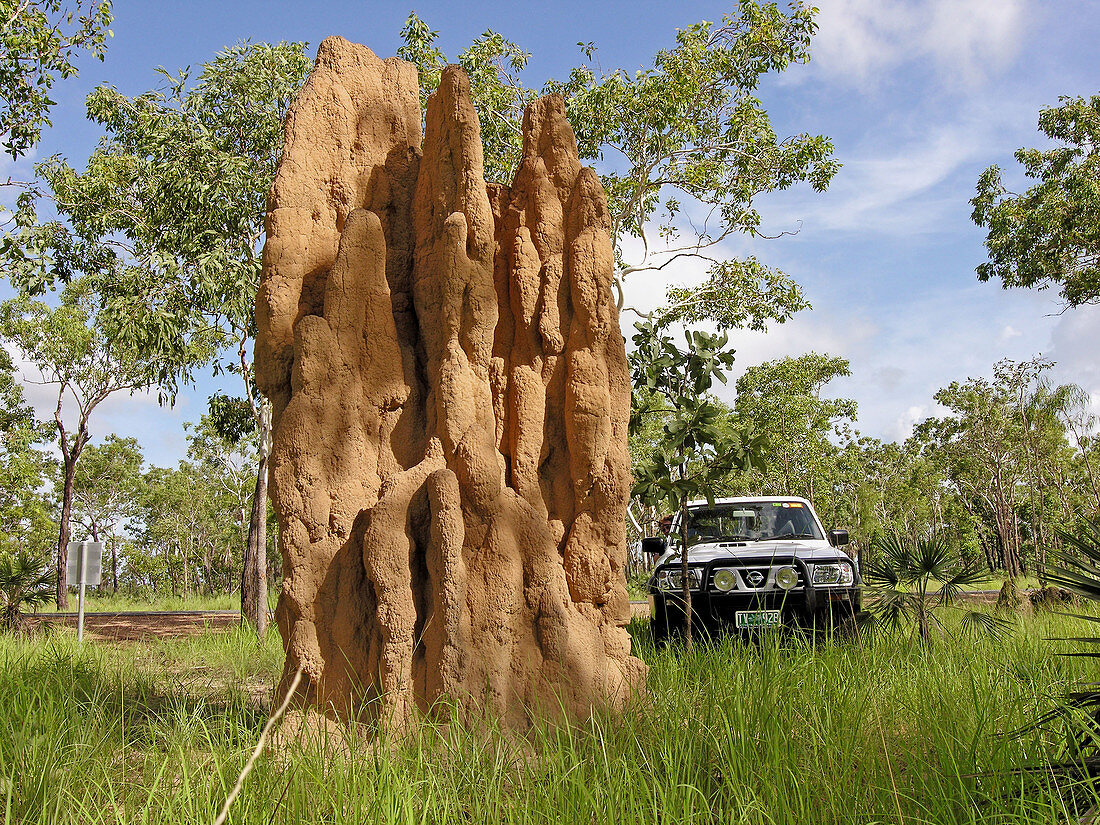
left=255, top=37, right=647, bottom=729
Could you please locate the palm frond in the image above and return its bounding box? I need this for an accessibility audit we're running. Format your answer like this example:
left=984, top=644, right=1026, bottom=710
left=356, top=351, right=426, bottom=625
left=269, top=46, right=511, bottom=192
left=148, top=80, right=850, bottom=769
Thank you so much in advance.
left=1046, top=637, right=1100, bottom=645
left=0, top=552, right=53, bottom=630
left=862, top=556, right=900, bottom=588
left=865, top=587, right=914, bottom=632
left=1057, top=518, right=1100, bottom=565
left=912, top=533, right=952, bottom=580
left=1045, top=563, right=1100, bottom=603
left=1015, top=519, right=1100, bottom=788
left=874, top=532, right=912, bottom=581
left=938, top=564, right=992, bottom=606
left=1047, top=519, right=1100, bottom=603
left=959, top=610, right=1013, bottom=641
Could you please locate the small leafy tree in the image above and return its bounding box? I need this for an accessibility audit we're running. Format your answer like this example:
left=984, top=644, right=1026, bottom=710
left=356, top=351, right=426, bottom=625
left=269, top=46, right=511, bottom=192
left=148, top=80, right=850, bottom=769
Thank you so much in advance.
left=0, top=551, right=52, bottom=630
left=630, top=318, right=765, bottom=646
left=0, top=283, right=175, bottom=608
left=972, top=94, right=1100, bottom=308
left=864, top=531, right=1008, bottom=644
left=0, top=0, right=113, bottom=160
left=70, top=434, right=143, bottom=592
left=733, top=352, right=856, bottom=507
left=0, top=348, right=55, bottom=560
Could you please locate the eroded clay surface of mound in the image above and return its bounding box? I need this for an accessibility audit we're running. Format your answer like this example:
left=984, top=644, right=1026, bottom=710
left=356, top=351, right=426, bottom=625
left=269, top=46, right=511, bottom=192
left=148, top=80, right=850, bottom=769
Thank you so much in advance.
left=255, top=36, right=647, bottom=728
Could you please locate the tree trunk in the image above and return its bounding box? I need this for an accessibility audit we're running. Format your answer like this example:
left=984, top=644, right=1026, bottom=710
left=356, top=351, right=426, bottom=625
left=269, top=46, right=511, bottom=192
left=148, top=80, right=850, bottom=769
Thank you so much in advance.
left=55, top=457, right=77, bottom=610
left=982, top=533, right=996, bottom=572
left=111, top=539, right=118, bottom=594
left=680, top=494, right=692, bottom=649
left=89, top=522, right=106, bottom=595
left=918, top=607, right=931, bottom=645
left=241, top=401, right=271, bottom=638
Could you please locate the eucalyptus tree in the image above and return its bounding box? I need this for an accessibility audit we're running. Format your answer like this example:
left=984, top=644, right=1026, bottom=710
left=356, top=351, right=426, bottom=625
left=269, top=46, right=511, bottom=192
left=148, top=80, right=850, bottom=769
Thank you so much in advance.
left=917, top=358, right=1083, bottom=579
left=1059, top=391, right=1100, bottom=514
left=831, top=435, right=943, bottom=558
left=0, top=282, right=171, bottom=607
left=917, top=376, right=1026, bottom=578
left=185, top=406, right=265, bottom=604
left=972, top=94, right=1100, bottom=308
left=0, top=348, right=55, bottom=560
left=134, top=463, right=220, bottom=596
left=17, top=41, right=310, bottom=629
left=0, top=0, right=112, bottom=160
left=123, top=412, right=261, bottom=598
left=630, top=318, right=765, bottom=646
left=999, top=358, right=1085, bottom=573
left=399, top=1, right=838, bottom=328
left=70, top=434, right=142, bottom=592
left=733, top=352, right=856, bottom=509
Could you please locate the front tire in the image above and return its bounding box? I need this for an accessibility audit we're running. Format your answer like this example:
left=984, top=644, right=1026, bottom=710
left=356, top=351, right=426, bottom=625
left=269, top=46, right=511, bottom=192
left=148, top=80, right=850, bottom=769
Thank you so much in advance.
left=651, top=596, right=673, bottom=648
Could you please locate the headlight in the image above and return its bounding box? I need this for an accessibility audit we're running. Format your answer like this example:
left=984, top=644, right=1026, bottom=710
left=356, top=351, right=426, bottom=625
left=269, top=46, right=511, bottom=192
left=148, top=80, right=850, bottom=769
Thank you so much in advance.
left=657, top=568, right=702, bottom=591
left=775, top=566, right=799, bottom=590
left=713, top=569, right=737, bottom=592
left=812, top=562, right=854, bottom=586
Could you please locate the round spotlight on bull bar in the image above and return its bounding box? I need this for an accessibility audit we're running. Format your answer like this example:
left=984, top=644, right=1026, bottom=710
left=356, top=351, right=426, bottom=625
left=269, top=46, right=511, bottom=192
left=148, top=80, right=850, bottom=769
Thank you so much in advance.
left=713, top=569, right=736, bottom=592
left=775, top=566, right=799, bottom=590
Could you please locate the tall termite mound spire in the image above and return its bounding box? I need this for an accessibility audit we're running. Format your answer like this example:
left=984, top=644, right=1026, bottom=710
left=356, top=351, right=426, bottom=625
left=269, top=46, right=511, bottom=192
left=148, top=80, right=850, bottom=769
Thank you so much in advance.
left=255, top=36, right=647, bottom=728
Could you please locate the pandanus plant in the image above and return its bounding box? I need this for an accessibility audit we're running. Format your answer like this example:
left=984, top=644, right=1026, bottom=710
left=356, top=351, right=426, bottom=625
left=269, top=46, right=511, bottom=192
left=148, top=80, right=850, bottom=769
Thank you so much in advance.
left=863, top=531, right=1010, bottom=643
left=986, top=519, right=1100, bottom=818
left=0, top=551, right=53, bottom=631
left=1027, top=519, right=1100, bottom=781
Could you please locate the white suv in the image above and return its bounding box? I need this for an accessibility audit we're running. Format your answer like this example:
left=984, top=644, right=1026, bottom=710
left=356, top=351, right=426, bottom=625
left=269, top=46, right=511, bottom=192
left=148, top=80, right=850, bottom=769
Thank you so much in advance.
left=644, top=496, right=863, bottom=640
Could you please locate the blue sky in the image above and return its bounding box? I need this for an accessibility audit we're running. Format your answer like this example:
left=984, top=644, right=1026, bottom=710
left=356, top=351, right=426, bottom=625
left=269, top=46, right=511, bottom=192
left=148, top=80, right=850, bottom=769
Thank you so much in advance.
left=4, top=0, right=1099, bottom=467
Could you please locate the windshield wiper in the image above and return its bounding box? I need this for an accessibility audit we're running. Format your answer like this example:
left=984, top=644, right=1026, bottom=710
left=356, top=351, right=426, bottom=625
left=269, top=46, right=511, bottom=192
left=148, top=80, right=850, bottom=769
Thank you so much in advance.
left=756, top=533, right=817, bottom=541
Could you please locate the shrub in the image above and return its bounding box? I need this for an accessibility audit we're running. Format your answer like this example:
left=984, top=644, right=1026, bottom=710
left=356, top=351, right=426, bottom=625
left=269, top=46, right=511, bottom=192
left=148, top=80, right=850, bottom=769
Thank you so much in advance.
left=0, top=552, right=53, bottom=631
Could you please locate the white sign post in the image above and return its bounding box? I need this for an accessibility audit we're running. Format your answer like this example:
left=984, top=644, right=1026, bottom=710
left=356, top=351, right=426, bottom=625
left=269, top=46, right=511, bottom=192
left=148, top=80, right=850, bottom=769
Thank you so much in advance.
left=66, top=541, right=103, bottom=643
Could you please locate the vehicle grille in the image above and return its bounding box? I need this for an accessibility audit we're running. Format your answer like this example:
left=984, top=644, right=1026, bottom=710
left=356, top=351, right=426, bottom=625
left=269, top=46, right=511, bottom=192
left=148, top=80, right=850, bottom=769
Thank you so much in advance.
left=706, top=561, right=805, bottom=592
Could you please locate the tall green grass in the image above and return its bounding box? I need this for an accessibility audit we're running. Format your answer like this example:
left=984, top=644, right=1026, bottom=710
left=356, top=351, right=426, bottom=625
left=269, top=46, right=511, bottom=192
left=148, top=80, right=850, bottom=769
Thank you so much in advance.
left=2, top=612, right=1097, bottom=824
left=38, top=591, right=241, bottom=614
left=38, top=586, right=285, bottom=614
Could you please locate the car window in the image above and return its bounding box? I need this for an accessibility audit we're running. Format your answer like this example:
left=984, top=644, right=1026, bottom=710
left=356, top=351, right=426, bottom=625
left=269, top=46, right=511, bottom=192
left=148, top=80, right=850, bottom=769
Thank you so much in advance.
left=681, top=502, right=823, bottom=543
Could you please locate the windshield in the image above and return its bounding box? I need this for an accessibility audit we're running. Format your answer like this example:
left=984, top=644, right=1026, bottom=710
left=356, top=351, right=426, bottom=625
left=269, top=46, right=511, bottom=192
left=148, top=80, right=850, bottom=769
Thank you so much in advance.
left=678, top=501, right=823, bottom=544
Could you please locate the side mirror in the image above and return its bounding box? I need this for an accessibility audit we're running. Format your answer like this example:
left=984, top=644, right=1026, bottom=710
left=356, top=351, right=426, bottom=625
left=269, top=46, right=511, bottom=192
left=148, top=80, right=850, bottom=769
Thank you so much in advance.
left=829, top=529, right=850, bottom=547
left=641, top=536, right=667, bottom=556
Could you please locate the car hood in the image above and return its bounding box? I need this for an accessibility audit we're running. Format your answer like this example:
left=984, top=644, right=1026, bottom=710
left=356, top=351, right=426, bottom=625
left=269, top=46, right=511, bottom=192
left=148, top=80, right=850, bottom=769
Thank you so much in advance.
left=654, top=539, right=850, bottom=568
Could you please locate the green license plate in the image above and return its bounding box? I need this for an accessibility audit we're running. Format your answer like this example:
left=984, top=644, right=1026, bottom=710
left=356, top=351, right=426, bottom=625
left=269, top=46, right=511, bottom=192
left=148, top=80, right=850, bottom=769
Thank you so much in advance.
left=735, top=610, right=782, bottom=629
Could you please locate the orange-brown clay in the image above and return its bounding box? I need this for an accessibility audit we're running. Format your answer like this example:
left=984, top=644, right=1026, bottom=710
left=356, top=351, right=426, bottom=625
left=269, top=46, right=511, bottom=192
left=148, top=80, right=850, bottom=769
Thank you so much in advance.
left=255, top=37, right=647, bottom=729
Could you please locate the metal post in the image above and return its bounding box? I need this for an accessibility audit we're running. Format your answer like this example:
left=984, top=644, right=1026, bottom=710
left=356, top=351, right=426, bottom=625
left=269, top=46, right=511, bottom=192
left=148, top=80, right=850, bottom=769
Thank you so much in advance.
left=77, top=541, right=86, bottom=644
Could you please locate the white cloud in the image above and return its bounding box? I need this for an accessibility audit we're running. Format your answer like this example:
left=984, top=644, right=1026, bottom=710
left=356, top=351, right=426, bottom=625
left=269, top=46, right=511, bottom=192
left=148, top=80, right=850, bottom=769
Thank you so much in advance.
left=810, top=0, right=911, bottom=81
left=999, top=324, right=1023, bottom=342
left=873, top=366, right=906, bottom=392
left=1046, top=305, right=1100, bottom=402
left=798, top=122, right=982, bottom=234
left=924, top=0, right=1027, bottom=79
left=893, top=405, right=928, bottom=441
left=760, top=86, right=1042, bottom=238
left=812, top=0, right=1028, bottom=86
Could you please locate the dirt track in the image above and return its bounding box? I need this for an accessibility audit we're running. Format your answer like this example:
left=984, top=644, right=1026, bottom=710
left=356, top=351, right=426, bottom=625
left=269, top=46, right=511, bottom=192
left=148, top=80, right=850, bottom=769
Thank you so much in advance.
left=30, top=611, right=243, bottom=641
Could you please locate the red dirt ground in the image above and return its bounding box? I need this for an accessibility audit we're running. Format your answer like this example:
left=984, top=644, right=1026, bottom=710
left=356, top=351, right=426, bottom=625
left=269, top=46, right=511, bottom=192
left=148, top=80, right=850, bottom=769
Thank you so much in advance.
left=28, top=611, right=242, bottom=641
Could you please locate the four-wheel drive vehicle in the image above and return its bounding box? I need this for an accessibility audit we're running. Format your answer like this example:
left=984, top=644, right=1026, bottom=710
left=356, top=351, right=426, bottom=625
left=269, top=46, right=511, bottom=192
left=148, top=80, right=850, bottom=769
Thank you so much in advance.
left=644, top=497, right=862, bottom=641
